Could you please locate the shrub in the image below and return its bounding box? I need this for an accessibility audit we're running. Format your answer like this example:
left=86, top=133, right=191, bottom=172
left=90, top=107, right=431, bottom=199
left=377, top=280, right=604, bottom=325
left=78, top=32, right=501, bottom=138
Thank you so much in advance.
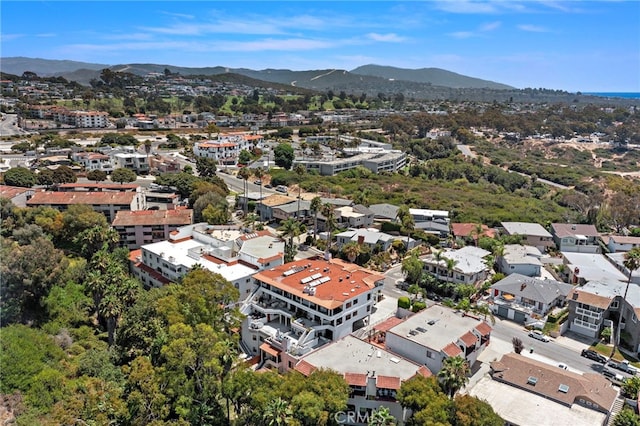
left=398, top=297, right=411, bottom=309
left=412, top=301, right=427, bottom=312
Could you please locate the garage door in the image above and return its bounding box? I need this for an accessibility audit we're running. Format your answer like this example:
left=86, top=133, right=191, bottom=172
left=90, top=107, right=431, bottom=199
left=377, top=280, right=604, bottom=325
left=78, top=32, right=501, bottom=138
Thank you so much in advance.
left=514, top=311, right=526, bottom=324
left=497, top=306, right=509, bottom=318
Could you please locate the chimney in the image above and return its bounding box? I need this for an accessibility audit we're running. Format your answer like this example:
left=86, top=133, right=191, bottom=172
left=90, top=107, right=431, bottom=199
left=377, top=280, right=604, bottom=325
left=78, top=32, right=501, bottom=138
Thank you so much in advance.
left=520, top=283, right=527, bottom=291
left=357, top=235, right=365, bottom=245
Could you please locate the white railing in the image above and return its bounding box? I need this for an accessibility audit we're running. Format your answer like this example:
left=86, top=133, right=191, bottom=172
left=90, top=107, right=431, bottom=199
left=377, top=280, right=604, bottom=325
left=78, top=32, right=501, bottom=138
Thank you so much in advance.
left=576, top=307, right=602, bottom=320
left=574, top=318, right=599, bottom=330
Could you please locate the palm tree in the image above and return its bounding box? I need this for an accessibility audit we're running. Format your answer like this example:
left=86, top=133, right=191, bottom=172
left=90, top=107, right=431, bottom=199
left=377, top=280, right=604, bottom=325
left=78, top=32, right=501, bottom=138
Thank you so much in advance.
left=368, top=406, right=396, bottom=426
left=279, top=218, right=301, bottom=262
left=253, top=167, right=265, bottom=220
left=437, top=355, right=470, bottom=398
left=263, top=397, right=293, bottom=426
left=321, top=203, right=336, bottom=258
left=310, top=196, right=322, bottom=244
left=238, top=167, right=251, bottom=216
left=612, top=247, right=640, bottom=358
left=407, top=283, right=422, bottom=302
left=294, top=164, right=306, bottom=220
left=396, top=205, right=414, bottom=250
left=445, top=257, right=459, bottom=280
left=469, top=223, right=484, bottom=246
left=342, top=241, right=362, bottom=263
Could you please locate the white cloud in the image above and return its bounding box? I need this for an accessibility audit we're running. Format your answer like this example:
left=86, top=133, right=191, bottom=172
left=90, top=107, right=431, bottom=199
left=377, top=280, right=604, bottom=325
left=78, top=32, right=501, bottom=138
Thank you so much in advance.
left=366, top=33, right=406, bottom=42
left=36, top=33, right=56, bottom=38
left=517, top=24, right=550, bottom=32
left=433, top=0, right=499, bottom=14
left=480, top=21, right=501, bottom=32
left=0, top=33, right=25, bottom=41
left=448, top=31, right=475, bottom=39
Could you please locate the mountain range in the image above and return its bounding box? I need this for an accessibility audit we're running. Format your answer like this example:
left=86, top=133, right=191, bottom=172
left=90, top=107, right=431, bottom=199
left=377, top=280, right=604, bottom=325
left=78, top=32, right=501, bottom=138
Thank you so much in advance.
left=1, top=56, right=513, bottom=91
left=5, top=57, right=636, bottom=105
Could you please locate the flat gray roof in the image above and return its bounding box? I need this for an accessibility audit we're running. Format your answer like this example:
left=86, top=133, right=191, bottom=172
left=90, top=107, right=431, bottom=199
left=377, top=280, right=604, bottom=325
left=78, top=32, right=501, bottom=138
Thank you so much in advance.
left=300, top=335, right=426, bottom=380
left=562, top=252, right=628, bottom=283
left=502, top=222, right=552, bottom=238
left=388, top=306, right=485, bottom=351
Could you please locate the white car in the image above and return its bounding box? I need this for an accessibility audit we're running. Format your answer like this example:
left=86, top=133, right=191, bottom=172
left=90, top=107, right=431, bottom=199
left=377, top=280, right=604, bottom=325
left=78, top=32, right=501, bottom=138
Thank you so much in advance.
left=529, top=330, right=551, bottom=342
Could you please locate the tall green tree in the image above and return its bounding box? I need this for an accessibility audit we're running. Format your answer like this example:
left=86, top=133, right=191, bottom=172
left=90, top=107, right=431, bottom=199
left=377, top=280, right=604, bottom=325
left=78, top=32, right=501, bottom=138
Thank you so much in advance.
left=279, top=218, right=301, bottom=263
left=310, top=196, right=322, bottom=244
left=397, top=205, right=415, bottom=249
left=3, top=167, right=36, bottom=187
left=294, top=164, right=306, bottom=219
left=453, top=394, right=504, bottom=426
left=438, top=356, right=471, bottom=398
left=274, top=143, right=295, bottom=170
left=195, top=156, right=218, bottom=177
left=402, top=253, right=423, bottom=284
left=111, top=167, right=137, bottom=183
left=254, top=166, right=265, bottom=220
left=612, top=247, right=640, bottom=357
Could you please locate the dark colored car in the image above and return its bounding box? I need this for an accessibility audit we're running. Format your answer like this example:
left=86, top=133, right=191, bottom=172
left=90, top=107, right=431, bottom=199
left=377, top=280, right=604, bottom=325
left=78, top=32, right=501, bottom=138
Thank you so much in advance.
left=581, top=349, right=607, bottom=363
left=264, top=184, right=273, bottom=189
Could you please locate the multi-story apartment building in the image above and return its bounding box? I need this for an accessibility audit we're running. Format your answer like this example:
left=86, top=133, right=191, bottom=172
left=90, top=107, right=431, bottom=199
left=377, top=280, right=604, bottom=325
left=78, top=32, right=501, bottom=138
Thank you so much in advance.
left=129, top=224, right=284, bottom=296
left=111, top=149, right=150, bottom=175
left=240, top=257, right=385, bottom=368
left=193, top=133, right=264, bottom=166
left=27, top=188, right=146, bottom=222
left=112, top=208, right=193, bottom=249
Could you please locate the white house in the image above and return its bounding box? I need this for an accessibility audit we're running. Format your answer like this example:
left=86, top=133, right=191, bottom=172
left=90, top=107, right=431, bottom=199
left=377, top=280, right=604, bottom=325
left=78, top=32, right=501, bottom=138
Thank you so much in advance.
left=607, top=235, right=640, bottom=253
left=498, top=244, right=544, bottom=277
left=422, top=246, right=491, bottom=285
left=129, top=224, right=284, bottom=296
left=385, top=306, right=492, bottom=375
left=550, top=223, right=600, bottom=253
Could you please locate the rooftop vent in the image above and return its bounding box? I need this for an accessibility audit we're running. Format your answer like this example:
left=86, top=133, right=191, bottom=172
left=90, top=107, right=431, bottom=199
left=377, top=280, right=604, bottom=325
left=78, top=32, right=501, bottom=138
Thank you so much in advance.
left=558, top=384, right=569, bottom=393
left=527, top=376, right=538, bottom=386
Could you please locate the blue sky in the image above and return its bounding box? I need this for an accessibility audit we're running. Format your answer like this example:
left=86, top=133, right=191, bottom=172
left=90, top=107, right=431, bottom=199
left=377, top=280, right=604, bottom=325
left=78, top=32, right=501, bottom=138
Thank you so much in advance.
left=2, top=1, right=639, bottom=92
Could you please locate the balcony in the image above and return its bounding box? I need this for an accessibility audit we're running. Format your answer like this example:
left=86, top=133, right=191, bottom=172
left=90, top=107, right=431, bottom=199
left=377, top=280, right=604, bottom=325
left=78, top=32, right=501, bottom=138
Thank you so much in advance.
left=575, top=307, right=603, bottom=321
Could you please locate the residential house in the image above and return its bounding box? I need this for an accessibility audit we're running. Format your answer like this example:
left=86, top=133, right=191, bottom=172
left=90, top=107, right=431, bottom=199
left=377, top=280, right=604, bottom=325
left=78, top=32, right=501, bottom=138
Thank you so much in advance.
left=501, top=222, right=554, bottom=252
left=336, top=228, right=416, bottom=252
left=335, top=204, right=374, bottom=229
left=368, top=203, right=399, bottom=224
left=567, top=279, right=640, bottom=352
left=256, top=193, right=296, bottom=222
left=129, top=224, right=284, bottom=297
left=111, top=148, right=149, bottom=175
left=607, top=235, right=640, bottom=253
left=409, top=208, right=450, bottom=224
left=294, top=150, right=406, bottom=176
left=27, top=189, right=145, bottom=222
left=71, top=152, right=114, bottom=173
left=561, top=252, right=628, bottom=285
left=498, top=244, right=544, bottom=277
left=451, top=223, right=496, bottom=245
left=112, top=209, right=193, bottom=249
left=422, top=246, right=491, bottom=285
left=473, top=353, right=618, bottom=426
left=295, top=335, right=431, bottom=423
left=490, top=274, right=574, bottom=323
left=0, top=185, right=34, bottom=207
left=550, top=223, right=600, bottom=253
left=607, top=252, right=640, bottom=284
left=240, top=258, right=385, bottom=368
left=384, top=306, right=492, bottom=375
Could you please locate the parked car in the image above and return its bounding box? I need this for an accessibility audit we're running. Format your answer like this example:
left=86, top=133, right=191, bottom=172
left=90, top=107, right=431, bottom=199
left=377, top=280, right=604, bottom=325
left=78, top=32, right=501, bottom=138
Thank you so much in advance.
left=602, top=368, right=627, bottom=386
left=528, top=330, right=551, bottom=342
left=275, top=185, right=288, bottom=193
left=264, top=184, right=273, bottom=189
left=607, top=359, right=639, bottom=375
left=558, top=363, right=568, bottom=370
left=254, top=180, right=262, bottom=185
left=581, top=349, right=607, bottom=363
left=396, top=280, right=409, bottom=290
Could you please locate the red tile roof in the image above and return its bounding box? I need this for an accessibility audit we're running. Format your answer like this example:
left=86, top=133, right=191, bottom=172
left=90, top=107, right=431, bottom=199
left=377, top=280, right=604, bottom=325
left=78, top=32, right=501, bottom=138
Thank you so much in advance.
left=451, top=223, right=496, bottom=239
left=57, top=183, right=138, bottom=191
left=0, top=185, right=31, bottom=199
left=415, top=366, right=433, bottom=378
left=294, top=360, right=317, bottom=376
left=259, top=342, right=281, bottom=357
left=442, top=342, right=463, bottom=357
left=344, top=373, right=368, bottom=386
left=27, top=190, right=138, bottom=206
left=475, top=322, right=492, bottom=336
left=568, top=288, right=612, bottom=310
left=460, top=331, right=479, bottom=347
left=112, top=209, right=193, bottom=227
left=252, top=258, right=384, bottom=310
left=376, top=375, right=401, bottom=390
left=373, top=316, right=404, bottom=333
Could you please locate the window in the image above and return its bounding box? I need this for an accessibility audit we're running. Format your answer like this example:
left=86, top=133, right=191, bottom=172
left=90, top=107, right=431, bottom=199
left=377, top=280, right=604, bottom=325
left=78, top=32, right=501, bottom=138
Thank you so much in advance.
left=611, top=300, right=619, bottom=309
left=426, top=350, right=433, bottom=358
